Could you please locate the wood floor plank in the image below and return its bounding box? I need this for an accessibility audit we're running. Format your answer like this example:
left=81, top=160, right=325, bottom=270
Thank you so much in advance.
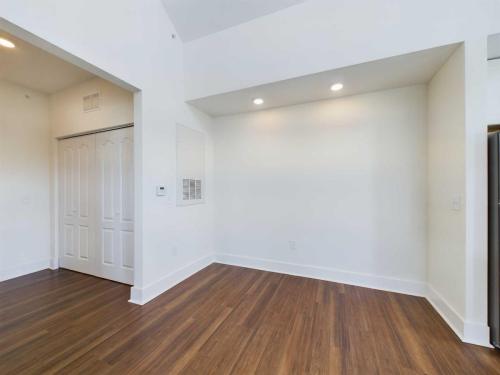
left=1, top=265, right=499, bottom=374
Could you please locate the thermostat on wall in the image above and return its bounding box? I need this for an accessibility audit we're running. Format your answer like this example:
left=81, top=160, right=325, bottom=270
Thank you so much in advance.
left=156, top=185, right=166, bottom=196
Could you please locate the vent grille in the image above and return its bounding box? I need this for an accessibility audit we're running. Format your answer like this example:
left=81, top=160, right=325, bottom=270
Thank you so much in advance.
left=83, top=92, right=100, bottom=112
left=183, top=179, right=202, bottom=201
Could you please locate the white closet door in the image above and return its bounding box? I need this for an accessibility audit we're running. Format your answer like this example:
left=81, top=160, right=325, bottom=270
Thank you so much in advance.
left=95, top=127, right=134, bottom=284
left=58, top=127, right=134, bottom=285
left=58, top=134, right=96, bottom=275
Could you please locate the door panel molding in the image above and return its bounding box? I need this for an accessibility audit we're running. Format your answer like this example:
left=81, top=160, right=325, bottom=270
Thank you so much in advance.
left=58, top=127, right=134, bottom=284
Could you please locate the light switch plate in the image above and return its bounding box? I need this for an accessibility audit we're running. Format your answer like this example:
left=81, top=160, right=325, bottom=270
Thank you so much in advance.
left=452, top=194, right=461, bottom=211
left=156, top=185, right=166, bottom=196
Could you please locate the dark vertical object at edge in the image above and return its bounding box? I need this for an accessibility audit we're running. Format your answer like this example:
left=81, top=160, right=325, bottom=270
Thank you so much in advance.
left=488, top=132, right=500, bottom=349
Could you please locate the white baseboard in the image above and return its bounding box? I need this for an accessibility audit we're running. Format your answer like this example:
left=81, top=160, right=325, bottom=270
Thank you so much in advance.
left=0, top=258, right=55, bottom=282
left=425, top=284, right=465, bottom=339
left=463, top=321, right=491, bottom=347
left=425, top=284, right=491, bottom=347
left=49, top=258, right=59, bottom=270
left=0, top=252, right=490, bottom=348
left=215, top=253, right=492, bottom=347
left=129, top=254, right=215, bottom=305
left=215, top=253, right=427, bottom=297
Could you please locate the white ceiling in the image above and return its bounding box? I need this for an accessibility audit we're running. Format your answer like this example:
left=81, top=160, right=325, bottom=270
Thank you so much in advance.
left=489, top=33, right=500, bottom=60
left=162, top=0, right=307, bottom=42
left=0, top=31, right=94, bottom=94
left=189, top=44, right=460, bottom=117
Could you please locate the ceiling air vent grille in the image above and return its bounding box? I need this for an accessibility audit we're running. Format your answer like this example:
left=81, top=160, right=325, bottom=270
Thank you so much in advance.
left=83, top=92, right=100, bottom=112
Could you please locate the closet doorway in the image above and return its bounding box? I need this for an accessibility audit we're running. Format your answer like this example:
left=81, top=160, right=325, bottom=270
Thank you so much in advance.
left=58, top=126, right=134, bottom=284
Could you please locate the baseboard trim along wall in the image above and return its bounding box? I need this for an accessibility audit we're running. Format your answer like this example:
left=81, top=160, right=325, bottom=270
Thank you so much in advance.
left=463, top=321, right=491, bottom=347
left=0, top=258, right=57, bottom=282
left=49, top=258, right=59, bottom=270
left=426, top=284, right=466, bottom=339
left=215, top=253, right=427, bottom=296
left=2, top=252, right=490, bottom=347
left=129, top=254, right=215, bottom=305
left=215, top=253, right=491, bottom=348
left=426, top=284, right=491, bottom=347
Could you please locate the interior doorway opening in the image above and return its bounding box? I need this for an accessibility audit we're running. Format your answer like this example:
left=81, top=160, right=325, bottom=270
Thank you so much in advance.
left=0, top=24, right=140, bottom=286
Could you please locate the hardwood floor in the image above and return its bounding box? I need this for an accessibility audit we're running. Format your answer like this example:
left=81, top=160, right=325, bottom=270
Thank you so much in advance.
left=1, top=264, right=499, bottom=374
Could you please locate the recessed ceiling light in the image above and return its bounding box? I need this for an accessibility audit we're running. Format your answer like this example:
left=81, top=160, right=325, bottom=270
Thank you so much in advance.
left=0, top=37, right=15, bottom=49
left=330, top=83, right=343, bottom=91
left=253, top=98, right=264, bottom=105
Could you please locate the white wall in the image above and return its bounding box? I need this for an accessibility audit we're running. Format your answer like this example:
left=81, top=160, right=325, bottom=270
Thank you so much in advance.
left=463, top=38, right=489, bottom=344
left=424, top=41, right=489, bottom=346
left=185, top=1, right=492, bottom=346
left=50, top=77, right=134, bottom=138
left=0, top=0, right=215, bottom=303
left=488, top=59, right=500, bottom=125
left=426, top=46, right=466, bottom=328
left=0, top=2, right=491, bottom=344
left=0, top=80, right=51, bottom=280
left=214, top=85, right=427, bottom=291
left=183, top=0, right=500, bottom=100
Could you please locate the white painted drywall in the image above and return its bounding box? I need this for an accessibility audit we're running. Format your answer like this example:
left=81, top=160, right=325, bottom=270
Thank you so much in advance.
left=162, top=0, right=306, bottom=42
left=0, top=4, right=491, bottom=343
left=463, top=38, right=489, bottom=345
left=50, top=77, right=134, bottom=138
left=214, top=85, right=427, bottom=285
left=0, top=0, right=215, bottom=298
left=188, top=44, right=458, bottom=117
left=427, top=46, right=466, bottom=326
left=176, top=124, right=206, bottom=206
left=183, top=0, right=500, bottom=100
left=0, top=80, right=51, bottom=280
left=488, top=59, right=500, bottom=125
